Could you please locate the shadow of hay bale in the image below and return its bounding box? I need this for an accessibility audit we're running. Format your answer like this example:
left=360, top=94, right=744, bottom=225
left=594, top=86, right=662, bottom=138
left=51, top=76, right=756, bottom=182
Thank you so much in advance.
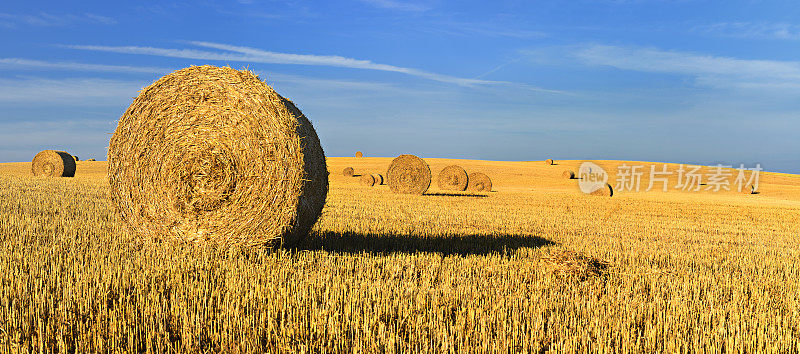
left=293, top=231, right=555, bottom=256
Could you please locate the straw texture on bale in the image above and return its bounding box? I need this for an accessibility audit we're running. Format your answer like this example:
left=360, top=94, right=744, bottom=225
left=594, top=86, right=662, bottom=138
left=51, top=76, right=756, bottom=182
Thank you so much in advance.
left=437, top=165, right=468, bottom=191
left=355, top=151, right=363, bottom=158
left=562, top=170, right=576, bottom=179
left=590, top=183, right=614, bottom=197
left=467, top=172, right=492, bottom=192
left=372, top=173, right=384, bottom=185
left=108, top=65, right=328, bottom=248
left=343, top=167, right=355, bottom=177
left=31, top=150, right=76, bottom=177
left=387, top=154, right=431, bottom=195
left=360, top=174, right=376, bottom=186
left=545, top=159, right=554, bottom=165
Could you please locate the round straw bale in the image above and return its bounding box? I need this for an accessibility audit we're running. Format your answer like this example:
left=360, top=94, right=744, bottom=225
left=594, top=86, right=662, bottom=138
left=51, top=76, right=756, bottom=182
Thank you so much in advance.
left=372, top=173, right=384, bottom=185
left=437, top=165, right=468, bottom=191
left=360, top=174, right=376, bottom=186
left=741, top=184, right=754, bottom=194
left=467, top=172, right=492, bottom=192
left=87, top=158, right=96, bottom=161
left=31, top=150, right=76, bottom=177
left=562, top=170, right=575, bottom=179
left=387, top=154, right=431, bottom=195
left=545, top=159, right=554, bottom=165
left=590, top=183, right=614, bottom=197
left=343, top=167, right=355, bottom=177
left=73, top=155, right=79, bottom=161
left=107, top=65, right=328, bottom=248
left=355, top=151, right=363, bottom=158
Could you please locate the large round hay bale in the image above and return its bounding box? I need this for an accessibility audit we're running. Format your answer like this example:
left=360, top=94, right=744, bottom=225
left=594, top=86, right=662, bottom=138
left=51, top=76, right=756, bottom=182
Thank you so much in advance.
left=437, top=165, right=468, bottom=191
left=545, top=159, right=554, bottom=165
left=107, top=65, right=328, bottom=248
left=360, top=174, right=376, bottom=186
left=467, top=172, right=492, bottom=192
left=387, top=154, right=431, bottom=195
left=590, top=183, right=613, bottom=197
left=31, top=150, right=76, bottom=177
left=343, top=167, right=355, bottom=177
left=355, top=151, right=363, bottom=158
left=562, top=170, right=575, bottom=179
left=372, top=173, right=384, bottom=185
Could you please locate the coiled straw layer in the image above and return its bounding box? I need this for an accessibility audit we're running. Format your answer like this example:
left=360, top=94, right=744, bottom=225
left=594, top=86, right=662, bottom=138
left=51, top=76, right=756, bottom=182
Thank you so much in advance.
left=387, top=154, right=431, bottom=195
left=108, top=65, right=328, bottom=248
left=31, top=150, right=76, bottom=177
left=467, top=172, right=492, bottom=192
left=437, top=165, right=468, bottom=191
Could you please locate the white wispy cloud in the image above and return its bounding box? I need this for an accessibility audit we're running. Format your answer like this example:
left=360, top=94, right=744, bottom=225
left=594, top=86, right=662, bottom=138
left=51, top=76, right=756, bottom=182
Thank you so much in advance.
left=0, top=12, right=116, bottom=27
left=65, top=41, right=508, bottom=87
left=574, top=44, right=800, bottom=91
left=0, top=77, right=142, bottom=104
left=697, top=22, right=800, bottom=40
left=358, top=0, right=430, bottom=12
left=0, top=58, right=168, bottom=74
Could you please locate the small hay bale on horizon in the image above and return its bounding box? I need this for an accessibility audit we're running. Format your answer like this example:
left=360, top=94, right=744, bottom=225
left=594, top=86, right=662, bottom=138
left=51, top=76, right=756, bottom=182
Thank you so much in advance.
left=741, top=184, right=755, bottom=195
left=73, top=155, right=80, bottom=161
left=387, top=154, right=431, bottom=195
left=355, top=151, right=363, bottom=158
left=31, top=150, right=76, bottom=177
left=467, top=172, right=492, bottom=192
left=562, top=170, right=576, bottom=179
left=437, top=165, right=468, bottom=191
left=343, top=167, right=355, bottom=177
left=545, top=159, right=554, bottom=165
left=107, top=65, right=328, bottom=248
left=87, top=158, right=96, bottom=161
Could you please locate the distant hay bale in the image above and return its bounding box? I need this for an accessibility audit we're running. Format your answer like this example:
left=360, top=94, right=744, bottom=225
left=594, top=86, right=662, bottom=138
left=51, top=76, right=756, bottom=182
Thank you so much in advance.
left=545, top=159, right=554, bottom=165
left=562, top=170, right=576, bottom=179
left=343, top=167, right=355, bottom=177
left=31, top=150, right=76, bottom=177
left=741, top=184, right=755, bottom=194
left=387, top=154, right=431, bottom=195
left=590, top=183, right=614, bottom=197
left=360, top=174, right=376, bottom=186
left=87, top=158, right=96, bottom=161
left=107, top=65, right=328, bottom=248
left=355, top=151, right=363, bottom=158
left=437, top=165, right=468, bottom=191
left=73, top=155, right=79, bottom=161
left=372, top=173, right=384, bottom=185
left=467, top=172, right=492, bottom=192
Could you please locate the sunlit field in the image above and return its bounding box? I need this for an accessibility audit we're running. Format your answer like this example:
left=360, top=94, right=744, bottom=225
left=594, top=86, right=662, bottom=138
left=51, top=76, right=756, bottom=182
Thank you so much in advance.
left=1, top=157, right=799, bottom=352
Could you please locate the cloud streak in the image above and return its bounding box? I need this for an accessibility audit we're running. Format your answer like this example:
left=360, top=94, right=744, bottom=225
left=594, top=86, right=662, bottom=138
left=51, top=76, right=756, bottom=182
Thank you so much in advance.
left=0, top=58, right=168, bottom=74
left=574, top=44, right=800, bottom=91
left=0, top=12, right=116, bottom=27
left=697, top=22, right=800, bottom=40
left=65, top=41, right=508, bottom=87
left=0, top=77, right=142, bottom=104
left=358, top=0, right=430, bottom=12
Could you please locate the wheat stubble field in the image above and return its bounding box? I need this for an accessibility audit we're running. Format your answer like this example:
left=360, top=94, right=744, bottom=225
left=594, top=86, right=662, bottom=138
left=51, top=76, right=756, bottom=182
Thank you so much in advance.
left=1, top=157, right=800, bottom=352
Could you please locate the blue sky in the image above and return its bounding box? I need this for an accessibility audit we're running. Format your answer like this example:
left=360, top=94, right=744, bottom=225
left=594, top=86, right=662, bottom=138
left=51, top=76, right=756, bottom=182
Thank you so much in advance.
left=1, top=0, right=799, bottom=173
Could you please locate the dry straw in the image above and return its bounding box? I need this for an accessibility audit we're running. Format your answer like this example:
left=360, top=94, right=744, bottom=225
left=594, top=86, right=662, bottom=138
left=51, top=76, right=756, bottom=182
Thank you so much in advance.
left=545, top=159, right=554, bottom=165
left=542, top=249, right=611, bottom=279
left=387, top=154, right=431, bottom=195
left=107, top=65, right=328, bottom=248
left=562, top=170, right=576, bottom=179
left=31, top=150, right=76, bottom=177
left=355, top=151, right=363, bottom=158
left=467, top=172, right=492, bottom=192
left=437, top=165, right=468, bottom=191
left=360, top=174, right=376, bottom=186
left=343, top=167, right=355, bottom=177
left=590, top=183, right=614, bottom=197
